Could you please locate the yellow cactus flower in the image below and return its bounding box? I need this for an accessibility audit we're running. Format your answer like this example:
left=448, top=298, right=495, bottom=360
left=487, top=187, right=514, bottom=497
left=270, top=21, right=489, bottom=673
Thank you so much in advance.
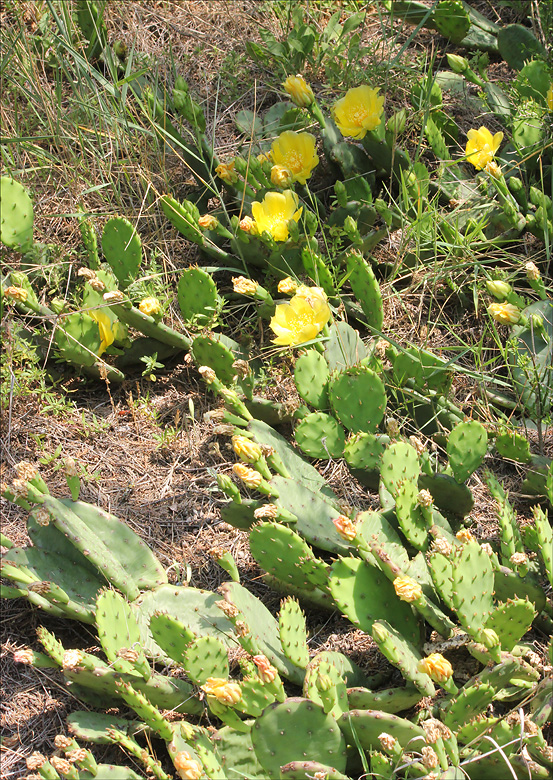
left=138, top=297, right=161, bottom=316
left=278, top=277, right=299, bottom=295
left=282, top=74, right=315, bottom=107
left=271, top=131, right=319, bottom=185
left=547, top=85, right=553, bottom=111
left=232, top=435, right=262, bottom=464
left=332, top=514, right=358, bottom=541
left=418, top=653, right=453, bottom=683
left=201, top=677, right=242, bottom=705
left=174, top=751, right=203, bottom=780
left=393, top=576, right=422, bottom=603
left=198, top=213, right=219, bottom=230
left=295, top=285, right=328, bottom=307
left=232, top=463, right=263, bottom=489
left=465, top=126, right=503, bottom=170
left=271, top=164, right=294, bottom=188
left=251, top=190, right=302, bottom=242
left=216, top=160, right=238, bottom=184
left=332, top=85, right=385, bottom=140
left=88, top=309, right=115, bottom=355
left=488, top=302, right=521, bottom=325
left=232, top=276, right=258, bottom=295
left=270, top=290, right=331, bottom=346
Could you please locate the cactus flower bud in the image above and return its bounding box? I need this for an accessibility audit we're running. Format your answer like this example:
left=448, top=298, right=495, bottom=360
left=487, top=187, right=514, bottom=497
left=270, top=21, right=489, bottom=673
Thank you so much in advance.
left=278, top=277, right=299, bottom=295
left=13, top=648, right=35, bottom=665
left=138, top=297, right=161, bottom=316
left=418, top=653, right=453, bottom=683
left=431, top=536, right=453, bottom=556
left=253, top=654, right=278, bottom=683
left=271, top=164, right=293, bottom=188
left=103, top=290, right=125, bottom=303
left=201, top=677, right=242, bottom=704
left=239, top=216, right=256, bottom=233
left=253, top=504, right=279, bottom=519
left=232, top=435, right=262, bottom=463
left=385, top=418, right=401, bottom=438
left=421, top=746, right=439, bottom=769
left=27, top=753, right=47, bottom=770
left=393, top=576, right=422, bottom=603
left=198, top=365, right=217, bottom=383
left=50, top=756, right=73, bottom=775
left=416, top=489, right=433, bottom=508
left=232, top=276, right=258, bottom=295
left=343, top=215, right=359, bottom=239
left=378, top=733, right=398, bottom=752
left=282, top=74, right=315, bottom=107
left=62, top=649, right=85, bottom=671
left=63, top=457, right=79, bottom=478
left=446, top=53, right=469, bottom=74
left=455, top=528, right=475, bottom=544
left=524, top=261, right=540, bottom=281
left=485, top=160, right=502, bottom=178
left=198, top=213, right=219, bottom=230
left=77, top=267, right=97, bottom=281
left=54, top=735, right=74, bottom=749
left=479, top=628, right=500, bottom=650
left=488, top=302, right=521, bottom=325
left=481, top=542, right=494, bottom=556
left=216, top=160, right=238, bottom=184
left=232, top=463, right=263, bottom=489
left=174, top=751, right=203, bottom=780
left=16, top=461, right=39, bottom=482
left=486, top=279, right=512, bottom=300
left=4, top=286, right=28, bottom=302
left=67, top=748, right=88, bottom=763
left=333, top=514, right=357, bottom=541
left=232, top=359, right=250, bottom=378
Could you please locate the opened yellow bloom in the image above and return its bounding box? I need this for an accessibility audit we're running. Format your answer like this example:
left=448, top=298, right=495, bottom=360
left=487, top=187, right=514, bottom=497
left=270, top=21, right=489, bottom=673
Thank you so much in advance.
left=201, top=677, right=242, bottom=705
left=295, top=285, right=328, bottom=307
left=393, top=576, right=422, bottom=603
left=251, top=190, right=302, bottom=242
left=465, top=126, right=503, bottom=170
left=332, top=85, right=385, bottom=140
left=88, top=309, right=115, bottom=356
left=271, top=131, right=319, bottom=185
left=418, top=653, right=453, bottom=683
left=488, top=302, right=521, bottom=325
left=282, top=74, right=315, bottom=107
left=138, top=297, right=161, bottom=316
left=270, top=291, right=330, bottom=346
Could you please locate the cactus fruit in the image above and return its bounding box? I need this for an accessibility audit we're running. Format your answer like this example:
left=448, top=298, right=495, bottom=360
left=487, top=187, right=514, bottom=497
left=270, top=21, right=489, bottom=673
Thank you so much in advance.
left=101, top=216, right=142, bottom=289
left=1, top=176, right=34, bottom=253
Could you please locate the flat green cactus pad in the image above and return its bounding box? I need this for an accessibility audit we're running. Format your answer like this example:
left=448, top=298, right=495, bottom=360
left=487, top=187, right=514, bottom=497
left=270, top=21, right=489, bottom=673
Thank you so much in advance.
left=0, top=176, right=34, bottom=251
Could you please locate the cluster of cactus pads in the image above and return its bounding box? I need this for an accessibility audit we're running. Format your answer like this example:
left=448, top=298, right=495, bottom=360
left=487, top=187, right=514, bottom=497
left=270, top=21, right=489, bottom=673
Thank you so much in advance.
left=2, top=400, right=552, bottom=779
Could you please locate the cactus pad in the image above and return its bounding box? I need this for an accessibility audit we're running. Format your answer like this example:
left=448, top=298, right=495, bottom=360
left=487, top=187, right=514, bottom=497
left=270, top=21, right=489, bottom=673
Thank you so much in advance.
left=177, top=267, right=222, bottom=328
left=447, top=420, right=488, bottom=484
left=329, top=365, right=386, bottom=433
left=294, top=349, right=330, bottom=409
left=294, top=412, right=346, bottom=459
left=251, top=698, right=347, bottom=776
left=0, top=176, right=34, bottom=251
left=101, top=216, right=142, bottom=288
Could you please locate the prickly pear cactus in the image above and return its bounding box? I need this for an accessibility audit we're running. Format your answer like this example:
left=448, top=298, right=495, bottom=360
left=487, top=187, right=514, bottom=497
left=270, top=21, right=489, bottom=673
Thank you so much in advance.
left=101, top=216, right=142, bottom=288
left=0, top=176, right=34, bottom=252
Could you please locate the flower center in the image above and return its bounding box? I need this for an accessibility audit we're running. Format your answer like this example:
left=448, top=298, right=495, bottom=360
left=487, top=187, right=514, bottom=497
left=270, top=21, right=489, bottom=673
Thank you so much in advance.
left=286, top=150, right=303, bottom=172
left=351, top=104, right=369, bottom=125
